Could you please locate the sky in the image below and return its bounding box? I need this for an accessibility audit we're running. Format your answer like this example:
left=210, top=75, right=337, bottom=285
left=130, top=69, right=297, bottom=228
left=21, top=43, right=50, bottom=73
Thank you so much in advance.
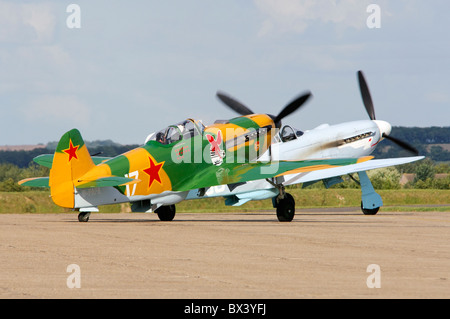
left=0, top=0, right=449, bottom=145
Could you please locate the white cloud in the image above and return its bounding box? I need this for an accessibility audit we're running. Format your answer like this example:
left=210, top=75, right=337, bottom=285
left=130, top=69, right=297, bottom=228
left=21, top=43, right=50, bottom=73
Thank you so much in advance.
left=0, top=1, right=56, bottom=43
left=254, top=0, right=380, bottom=36
left=0, top=2, right=74, bottom=96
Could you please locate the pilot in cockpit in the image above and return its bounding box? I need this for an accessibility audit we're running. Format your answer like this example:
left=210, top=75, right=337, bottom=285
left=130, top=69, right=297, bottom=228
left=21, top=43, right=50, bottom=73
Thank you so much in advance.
left=155, top=131, right=166, bottom=144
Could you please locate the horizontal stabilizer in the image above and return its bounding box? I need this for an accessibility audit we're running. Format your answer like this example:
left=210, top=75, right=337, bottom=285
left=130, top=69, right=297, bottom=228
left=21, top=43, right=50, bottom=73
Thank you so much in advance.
left=76, top=176, right=140, bottom=189
left=92, top=156, right=113, bottom=165
left=34, top=154, right=112, bottom=168
left=33, top=154, right=53, bottom=168
left=18, top=177, right=49, bottom=188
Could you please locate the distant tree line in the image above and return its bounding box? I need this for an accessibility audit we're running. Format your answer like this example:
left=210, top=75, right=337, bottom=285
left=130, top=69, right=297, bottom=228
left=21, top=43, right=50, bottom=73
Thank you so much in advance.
left=371, top=126, right=450, bottom=161
left=1, top=127, right=449, bottom=168
left=0, top=142, right=139, bottom=168
left=387, top=126, right=450, bottom=144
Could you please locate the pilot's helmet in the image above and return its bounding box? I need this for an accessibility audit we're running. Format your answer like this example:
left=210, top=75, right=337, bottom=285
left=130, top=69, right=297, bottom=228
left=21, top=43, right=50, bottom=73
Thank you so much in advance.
left=156, top=131, right=164, bottom=142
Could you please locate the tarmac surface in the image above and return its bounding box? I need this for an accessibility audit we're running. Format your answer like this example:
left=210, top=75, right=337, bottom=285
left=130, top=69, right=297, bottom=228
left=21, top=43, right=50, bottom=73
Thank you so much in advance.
left=1, top=210, right=449, bottom=299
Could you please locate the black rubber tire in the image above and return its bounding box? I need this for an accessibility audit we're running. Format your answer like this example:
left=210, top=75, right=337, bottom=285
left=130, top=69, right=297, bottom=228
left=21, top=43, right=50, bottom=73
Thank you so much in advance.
left=361, top=201, right=380, bottom=215
left=78, top=212, right=91, bottom=222
left=156, top=205, right=176, bottom=221
left=276, top=193, right=295, bottom=222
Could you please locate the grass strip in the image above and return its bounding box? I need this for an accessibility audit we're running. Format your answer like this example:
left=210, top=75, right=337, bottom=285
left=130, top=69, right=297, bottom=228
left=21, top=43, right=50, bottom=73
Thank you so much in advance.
left=1, top=189, right=448, bottom=214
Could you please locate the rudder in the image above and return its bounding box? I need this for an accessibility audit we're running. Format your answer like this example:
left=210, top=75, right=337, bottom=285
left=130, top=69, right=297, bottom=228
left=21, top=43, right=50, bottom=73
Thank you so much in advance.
left=49, top=129, right=95, bottom=208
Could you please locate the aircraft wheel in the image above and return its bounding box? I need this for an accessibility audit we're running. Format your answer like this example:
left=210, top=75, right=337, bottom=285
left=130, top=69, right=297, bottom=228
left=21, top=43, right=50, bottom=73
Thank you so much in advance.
left=78, top=212, right=91, bottom=222
left=276, top=193, right=295, bottom=222
left=361, top=202, right=379, bottom=215
left=156, top=205, right=176, bottom=221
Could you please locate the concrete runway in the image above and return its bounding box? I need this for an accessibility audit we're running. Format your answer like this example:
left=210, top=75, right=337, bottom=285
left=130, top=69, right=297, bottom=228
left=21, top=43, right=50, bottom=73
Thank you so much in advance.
left=1, top=210, right=449, bottom=299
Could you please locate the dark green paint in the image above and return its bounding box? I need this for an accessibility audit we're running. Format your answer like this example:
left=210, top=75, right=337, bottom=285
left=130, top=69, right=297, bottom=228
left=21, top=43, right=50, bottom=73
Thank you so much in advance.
left=228, top=117, right=259, bottom=129
left=55, top=129, right=85, bottom=153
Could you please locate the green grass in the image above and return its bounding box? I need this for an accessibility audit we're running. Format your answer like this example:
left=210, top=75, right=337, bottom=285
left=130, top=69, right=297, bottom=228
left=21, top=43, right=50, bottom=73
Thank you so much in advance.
left=381, top=206, right=450, bottom=212
left=1, top=189, right=448, bottom=214
left=177, top=189, right=450, bottom=213
left=0, top=191, right=69, bottom=213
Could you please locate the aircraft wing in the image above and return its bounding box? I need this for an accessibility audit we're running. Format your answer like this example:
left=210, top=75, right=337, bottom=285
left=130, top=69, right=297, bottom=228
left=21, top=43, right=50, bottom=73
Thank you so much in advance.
left=172, top=156, right=374, bottom=192
left=184, top=156, right=425, bottom=203
left=279, top=156, right=425, bottom=186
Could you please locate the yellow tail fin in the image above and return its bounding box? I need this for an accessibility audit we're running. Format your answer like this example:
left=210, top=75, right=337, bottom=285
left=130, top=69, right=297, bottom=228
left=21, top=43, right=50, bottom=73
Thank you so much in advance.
left=49, top=129, right=95, bottom=208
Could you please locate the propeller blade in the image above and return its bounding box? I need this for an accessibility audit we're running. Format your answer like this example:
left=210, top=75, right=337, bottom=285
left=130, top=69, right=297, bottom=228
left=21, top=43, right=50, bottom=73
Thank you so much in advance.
left=383, top=134, right=419, bottom=156
left=274, top=92, right=312, bottom=125
left=357, top=70, right=376, bottom=120
left=216, top=91, right=254, bottom=116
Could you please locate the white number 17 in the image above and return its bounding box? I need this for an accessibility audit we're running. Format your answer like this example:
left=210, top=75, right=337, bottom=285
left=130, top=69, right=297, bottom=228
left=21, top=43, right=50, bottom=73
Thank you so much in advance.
left=125, top=170, right=139, bottom=196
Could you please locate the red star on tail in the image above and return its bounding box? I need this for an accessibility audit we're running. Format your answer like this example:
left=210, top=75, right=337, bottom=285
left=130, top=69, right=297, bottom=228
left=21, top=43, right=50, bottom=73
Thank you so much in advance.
left=63, top=140, right=79, bottom=162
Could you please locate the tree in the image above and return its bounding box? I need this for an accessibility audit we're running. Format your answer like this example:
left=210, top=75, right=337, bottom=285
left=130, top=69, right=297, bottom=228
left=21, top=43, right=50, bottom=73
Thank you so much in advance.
left=414, top=162, right=435, bottom=183
left=368, top=167, right=401, bottom=189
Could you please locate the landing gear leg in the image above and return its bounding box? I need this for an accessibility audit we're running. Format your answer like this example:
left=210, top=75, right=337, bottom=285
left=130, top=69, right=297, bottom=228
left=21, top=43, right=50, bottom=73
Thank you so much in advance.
left=155, top=205, right=176, bottom=221
left=358, top=171, right=383, bottom=215
left=269, top=181, right=296, bottom=222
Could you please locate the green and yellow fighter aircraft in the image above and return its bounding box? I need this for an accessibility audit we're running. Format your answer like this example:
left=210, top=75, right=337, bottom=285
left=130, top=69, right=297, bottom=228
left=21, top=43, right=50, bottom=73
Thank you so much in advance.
left=19, top=71, right=424, bottom=222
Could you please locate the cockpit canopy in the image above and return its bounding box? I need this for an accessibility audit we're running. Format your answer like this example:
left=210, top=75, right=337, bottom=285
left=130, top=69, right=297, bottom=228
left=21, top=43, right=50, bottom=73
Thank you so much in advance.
left=277, top=125, right=304, bottom=143
left=144, top=118, right=205, bottom=145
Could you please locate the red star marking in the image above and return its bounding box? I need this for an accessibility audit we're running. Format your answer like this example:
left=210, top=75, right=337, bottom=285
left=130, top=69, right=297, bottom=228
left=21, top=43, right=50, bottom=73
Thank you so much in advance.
left=142, top=156, right=164, bottom=188
left=63, top=140, right=79, bottom=162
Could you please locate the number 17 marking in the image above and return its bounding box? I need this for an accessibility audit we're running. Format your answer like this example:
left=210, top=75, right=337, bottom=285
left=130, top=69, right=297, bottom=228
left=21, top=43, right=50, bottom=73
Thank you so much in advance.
left=125, top=170, right=139, bottom=196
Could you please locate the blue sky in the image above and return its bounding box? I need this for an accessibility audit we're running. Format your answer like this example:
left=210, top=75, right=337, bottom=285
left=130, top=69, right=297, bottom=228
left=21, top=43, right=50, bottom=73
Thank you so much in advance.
left=1, top=0, right=449, bottom=145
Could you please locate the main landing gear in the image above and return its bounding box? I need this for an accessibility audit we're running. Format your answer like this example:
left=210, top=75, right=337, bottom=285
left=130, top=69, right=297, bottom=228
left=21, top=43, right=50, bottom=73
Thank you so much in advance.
left=269, top=170, right=383, bottom=222
left=78, top=211, right=90, bottom=222
left=129, top=200, right=176, bottom=221
left=357, top=171, right=383, bottom=216
left=267, top=178, right=296, bottom=222
left=271, top=184, right=296, bottom=222
left=155, top=204, right=176, bottom=221
left=275, top=193, right=295, bottom=222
